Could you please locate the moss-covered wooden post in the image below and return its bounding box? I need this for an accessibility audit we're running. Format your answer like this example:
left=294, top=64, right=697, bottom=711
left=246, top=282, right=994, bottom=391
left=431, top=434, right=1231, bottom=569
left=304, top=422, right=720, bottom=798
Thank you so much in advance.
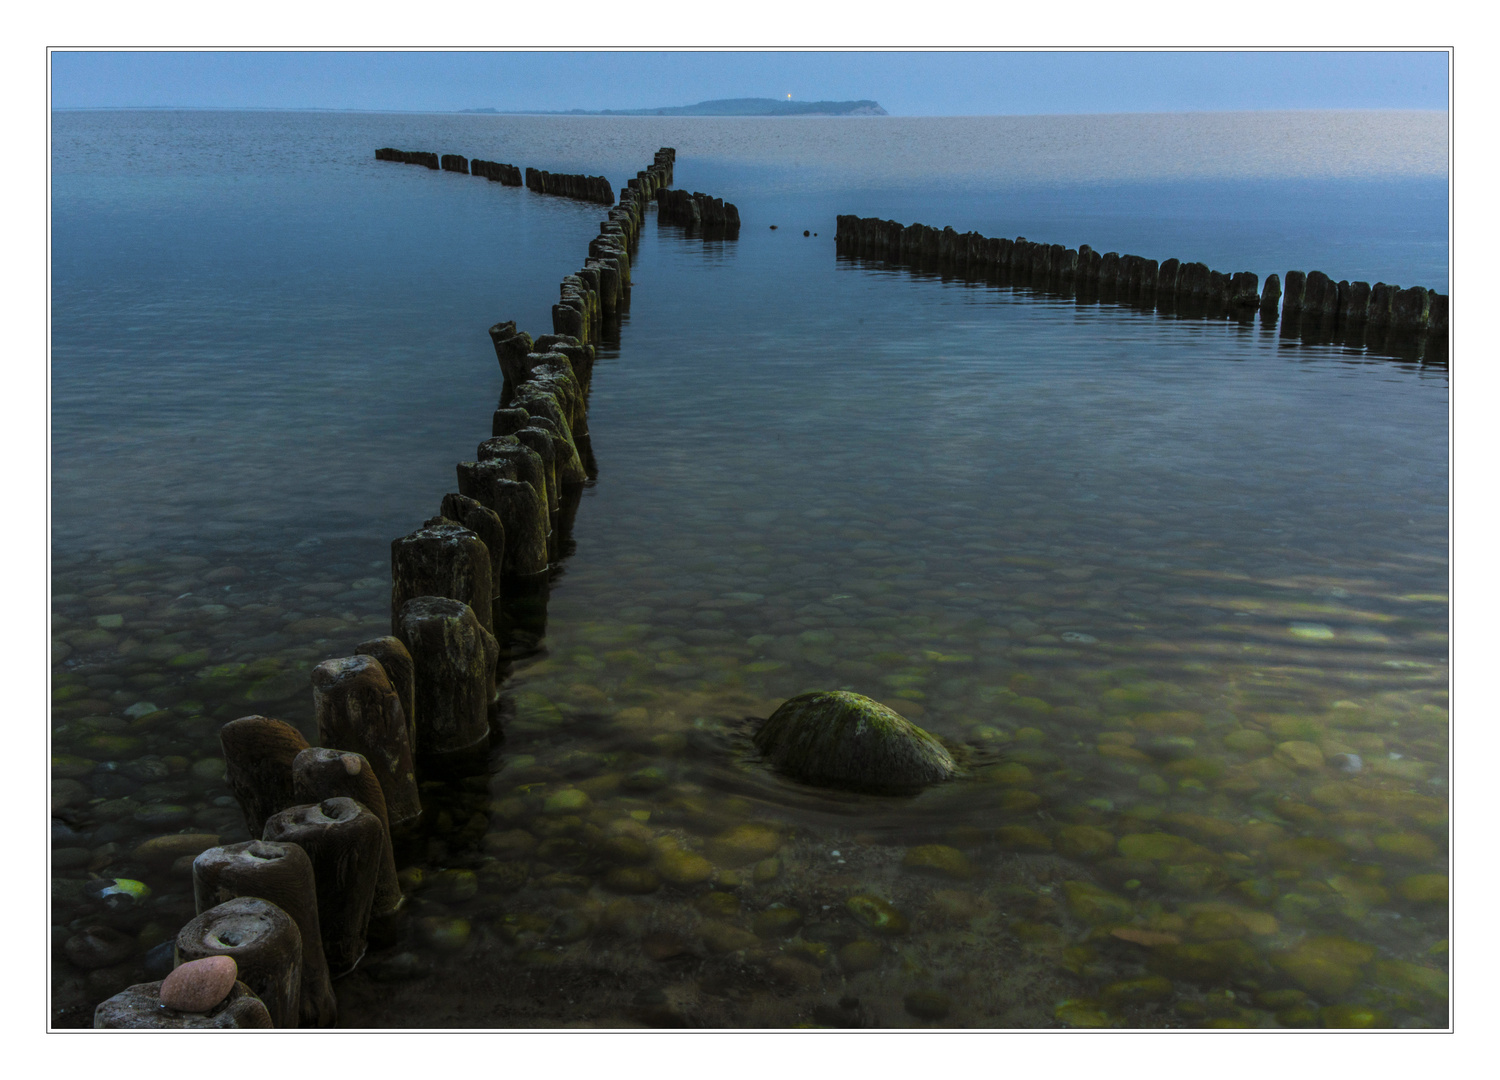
left=396, top=595, right=501, bottom=757
left=311, top=654, right=420, bottom=826
left=192, top=840, right=337, bottom=1027
left=263, top=798, right=385, bottom=976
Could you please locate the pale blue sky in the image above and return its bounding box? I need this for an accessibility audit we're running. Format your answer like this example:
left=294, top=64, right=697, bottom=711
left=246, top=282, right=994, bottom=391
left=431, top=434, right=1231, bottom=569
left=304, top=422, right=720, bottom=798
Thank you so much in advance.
left=50, top=51, right=1449, bottom=116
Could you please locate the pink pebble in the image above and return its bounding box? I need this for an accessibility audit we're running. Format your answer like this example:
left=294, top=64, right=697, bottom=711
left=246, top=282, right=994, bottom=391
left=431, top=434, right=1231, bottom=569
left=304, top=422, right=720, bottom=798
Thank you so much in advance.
left=159, top=955, right=238, bottom=1013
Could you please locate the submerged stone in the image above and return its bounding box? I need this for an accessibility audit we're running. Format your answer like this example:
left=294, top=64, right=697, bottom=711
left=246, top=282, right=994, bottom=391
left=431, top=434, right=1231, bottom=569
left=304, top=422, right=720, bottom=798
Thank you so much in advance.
left=543, top=788, right=591, bottom=815
left=1054, top=1001, right=1115, bottom=1028
left=417, top=917, right=471, bottom=952
left=604, top=867, right=660, bottom=894
left=696, top=891, right=741, bottom=919
left=1374, top=959, right=1448, bottom=999
left=994, top=826, right=1053, bottom=852
left=753, top=691, right=955, bottom=792
left=768, top=955, right=823, bottom=989
left=1118, top=832, right=1190, bottom=861
left=902, top=844, right=974, bottom=880
left=930, top=889, right=983, bottom=921
left=846, top=894, right=909, bottom=935
left=1057, top=825, right=1115, bottom=860
left=600, top=836, right=652, bottom=865
left=1320, top=1004, right=1388, bottom=1028
left=705, top=823, right=783, bottom=867
left=1272, top=936, right=1375, bottom=996
left=1398, top=874, right=1448, bottom=904
left=1224, top=729, right=1271, bottom=754
left=998, top=790, right=1043, bottom=812
left=753, top=905, right=804, bottom=938
left=699, top=920, right=759, bottom=954
left=1274, top=741, right=1325, bottom=771
left=839, top=940, right=883, bottom=972
left=1101, top=975, right=1173, bottom=1006
left=1374, top=831, right=1438, bottom=861
left=904, top=990, right=952, bottom=1020
left=656, top=847, right=713, bottom=886
left=1149, top=940, right=1258, bottom=983
left=1063, top=880, right=1133, bottom=924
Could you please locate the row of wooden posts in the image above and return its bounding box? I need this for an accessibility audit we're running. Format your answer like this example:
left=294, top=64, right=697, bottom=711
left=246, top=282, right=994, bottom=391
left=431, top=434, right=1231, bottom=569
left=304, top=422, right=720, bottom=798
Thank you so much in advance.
left=95, top=148, right=710, bottom=1028
left=525, top=167, right=615, bottom=205
left=375, top=148, right=525, bottom=190
left=375, top=146, right=672, bottom=213
left=657, top=187, right=741, bottom=235
left=375, top=148, right=439, bottom=169
left=834, top=215, right=1449, bottom=355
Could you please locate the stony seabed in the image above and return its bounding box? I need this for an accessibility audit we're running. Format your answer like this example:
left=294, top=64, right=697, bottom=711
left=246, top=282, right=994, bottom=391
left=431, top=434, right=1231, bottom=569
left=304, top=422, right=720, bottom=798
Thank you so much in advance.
left=50, top=524, right=1450, bottom=1029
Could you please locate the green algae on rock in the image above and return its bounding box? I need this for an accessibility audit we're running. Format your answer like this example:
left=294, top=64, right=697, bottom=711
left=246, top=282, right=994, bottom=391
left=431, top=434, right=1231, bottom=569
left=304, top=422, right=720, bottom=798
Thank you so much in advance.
left=705, top=823, right=783, bottom=867
left=752, top=691, right=956, bottom=792
left=1272, top=935, right=1375, bottom=996
left=847, top=894, right=909, bottom=935
left=1062, top=879, right=1136, bottom=925
left=1398, top=874, right=1448, bottom=904
left=656, top=847, right=713, bottom=886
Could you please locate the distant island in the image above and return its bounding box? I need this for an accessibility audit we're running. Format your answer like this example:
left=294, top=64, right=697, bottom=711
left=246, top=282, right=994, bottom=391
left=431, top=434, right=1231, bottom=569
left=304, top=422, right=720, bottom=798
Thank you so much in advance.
left=460, top=97, right=888, bottom=117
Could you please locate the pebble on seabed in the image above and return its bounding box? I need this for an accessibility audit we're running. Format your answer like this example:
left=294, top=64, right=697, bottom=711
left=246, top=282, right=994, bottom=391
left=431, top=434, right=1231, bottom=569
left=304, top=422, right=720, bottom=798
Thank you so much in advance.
left=705, top=823, right=782, bottom=867
left=64, top=925, right=136, bottom=970
left=1398, top=874, right=1448, bottom=903
left=160, top=955, right=237, bottom=1013
left=1274, top=741, right=1325, bottom=772
left=656, top=846, right=713, bottom=886
left=1054, top=1000, right=1114, bottom=1027
left=604, top=867, right=661, bottom=894
left=838, top=940, right=882, bottom=973
left=86, top=877, right=151, bottom=913
left=752, top=905, right=804, bottom=938
left=543, top=788, right=591, bottom=815
left=903, top=990, right=952, bottom=1021
left=417, top=917, right=472, bottom=952
left=846, top=895, right=908, bottom=935
left=1271, top=936, right=1375, bottom=997
left=901, top=844, right=973, bottom=880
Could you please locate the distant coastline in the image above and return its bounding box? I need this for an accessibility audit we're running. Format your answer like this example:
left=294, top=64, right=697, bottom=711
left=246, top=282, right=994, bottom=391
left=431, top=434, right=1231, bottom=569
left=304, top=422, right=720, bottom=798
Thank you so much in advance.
left=459, top=97, right=889, bottom=117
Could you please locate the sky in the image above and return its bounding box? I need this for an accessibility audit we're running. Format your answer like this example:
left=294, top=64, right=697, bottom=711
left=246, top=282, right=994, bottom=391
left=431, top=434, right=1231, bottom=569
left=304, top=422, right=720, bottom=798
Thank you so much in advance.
left=48, top=50, right=1450, bottom=116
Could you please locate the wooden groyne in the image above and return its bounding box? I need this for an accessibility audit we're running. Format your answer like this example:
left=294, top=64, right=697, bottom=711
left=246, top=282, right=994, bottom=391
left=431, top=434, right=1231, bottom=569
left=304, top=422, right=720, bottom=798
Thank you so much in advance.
left=93, top=147, right=728, bottom=1028
left=375, top=148, right=439, bottom=170
left=1280, top=271, right=1448, bottom=343
left=525, top=168, right=615, bottom=205
left=657, top=189, right=741, bottom=237
left=522, top=149, right=675, bottom=207
left=471, top=159, right=522, bottom=185
left=835, top=215, right=1449, bottom=361
left=377, top=148, right=521, bottom=185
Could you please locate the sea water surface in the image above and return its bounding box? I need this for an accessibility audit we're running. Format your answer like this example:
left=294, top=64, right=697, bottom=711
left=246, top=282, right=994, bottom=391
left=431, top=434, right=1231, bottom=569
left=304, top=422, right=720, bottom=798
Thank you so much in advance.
left=50, top=109, right=1449, bottom=1029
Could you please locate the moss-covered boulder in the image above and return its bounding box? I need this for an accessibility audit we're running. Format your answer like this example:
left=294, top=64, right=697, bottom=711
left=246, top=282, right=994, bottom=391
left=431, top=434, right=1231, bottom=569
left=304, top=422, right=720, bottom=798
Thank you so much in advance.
left=753, top=691, right=956, bottom=792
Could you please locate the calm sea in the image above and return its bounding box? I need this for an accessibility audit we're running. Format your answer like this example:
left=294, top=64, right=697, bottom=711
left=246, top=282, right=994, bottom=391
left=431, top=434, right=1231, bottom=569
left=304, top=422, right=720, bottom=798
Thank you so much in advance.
left=50, top=109, right=1449, bottom=1029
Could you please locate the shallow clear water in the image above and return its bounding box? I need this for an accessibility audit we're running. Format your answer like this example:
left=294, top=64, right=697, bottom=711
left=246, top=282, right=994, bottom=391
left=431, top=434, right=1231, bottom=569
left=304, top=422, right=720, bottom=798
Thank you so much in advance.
left=51, top=109, right=1448, bottom=1029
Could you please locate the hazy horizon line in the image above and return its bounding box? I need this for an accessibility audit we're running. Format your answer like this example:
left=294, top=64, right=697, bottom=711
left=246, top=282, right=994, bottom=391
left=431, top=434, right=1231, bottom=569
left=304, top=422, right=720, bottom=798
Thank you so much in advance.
left=49, top=104, right=1451, bottom=116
